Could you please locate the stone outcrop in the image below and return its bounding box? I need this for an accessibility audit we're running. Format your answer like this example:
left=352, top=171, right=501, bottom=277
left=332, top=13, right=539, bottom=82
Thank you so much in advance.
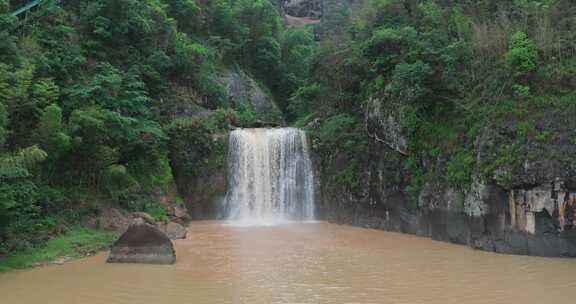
left=131, top=211, right=187, bottom=240
left=132, top=212, right=157, bottom=226
left=366, top=97, right=408, bottom=155
left=166, top=204, right=191, bottom=225
left=107, top=218, right=176, bottom=264
left=220, top=67, right=283, bottom=124
left=159, top=222, right=187, bottom=240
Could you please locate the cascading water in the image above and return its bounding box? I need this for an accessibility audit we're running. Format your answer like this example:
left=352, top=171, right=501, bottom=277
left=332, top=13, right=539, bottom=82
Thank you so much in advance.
left=223, top=128, right=315, bottom=225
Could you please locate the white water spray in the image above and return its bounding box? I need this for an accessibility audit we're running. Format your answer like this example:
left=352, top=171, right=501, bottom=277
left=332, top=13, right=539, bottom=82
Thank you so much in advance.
left=223, top=128, right=315, bottom=225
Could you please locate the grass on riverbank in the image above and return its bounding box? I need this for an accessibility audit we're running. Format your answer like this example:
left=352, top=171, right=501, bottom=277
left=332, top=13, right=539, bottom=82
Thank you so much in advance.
left=0, top=229, right=116, bottom=273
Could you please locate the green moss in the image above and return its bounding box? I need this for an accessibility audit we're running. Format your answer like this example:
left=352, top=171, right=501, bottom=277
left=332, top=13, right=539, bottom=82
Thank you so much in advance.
left=0, top=229, right=115, bottom=273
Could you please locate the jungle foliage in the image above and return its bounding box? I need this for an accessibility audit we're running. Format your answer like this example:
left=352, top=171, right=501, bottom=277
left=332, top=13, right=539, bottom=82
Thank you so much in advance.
left=2, top=0, right=574, bottom=254
left=0, top=0, right=317, bottom=254
left=303, top=0, right=575, bottom=194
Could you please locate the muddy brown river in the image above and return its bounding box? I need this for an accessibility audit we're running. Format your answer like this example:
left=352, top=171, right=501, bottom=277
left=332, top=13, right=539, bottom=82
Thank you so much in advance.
left=1, top=221, right=575, bottom=304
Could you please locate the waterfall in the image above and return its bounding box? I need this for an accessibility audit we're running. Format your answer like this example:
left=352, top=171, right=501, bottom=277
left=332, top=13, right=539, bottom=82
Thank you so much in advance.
left=223, top=128, right=315, bottom=225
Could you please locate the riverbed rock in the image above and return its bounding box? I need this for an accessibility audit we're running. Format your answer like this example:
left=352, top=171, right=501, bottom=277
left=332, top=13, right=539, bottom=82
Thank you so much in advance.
left=167, top=204, right=191, bottom=224
left=160, top=222, right=187, bottom=240
left=107, top=218, right=176, bottom=264
left=131, top=212, right=157, bottom=226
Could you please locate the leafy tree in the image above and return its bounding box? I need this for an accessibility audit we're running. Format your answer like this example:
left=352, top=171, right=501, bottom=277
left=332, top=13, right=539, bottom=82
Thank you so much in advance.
left=31, top=79, right=59, bottom=109
left=33, top=104, right=71, bottom=160
left=387, top=61, right=434, bottom=106
left=505, top=31, right=538, bottom=78
left=165, top=0, right=201, bottom=35
left=0, top=146, right=47, bottom=252
left=172, top=32, right=208, bottom=76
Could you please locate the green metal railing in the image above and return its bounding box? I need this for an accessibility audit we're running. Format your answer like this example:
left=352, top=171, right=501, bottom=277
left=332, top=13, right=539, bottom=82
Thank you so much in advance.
left=11, top=0, right=44, bottom=17
left=7, top=0, right=63, bottom=32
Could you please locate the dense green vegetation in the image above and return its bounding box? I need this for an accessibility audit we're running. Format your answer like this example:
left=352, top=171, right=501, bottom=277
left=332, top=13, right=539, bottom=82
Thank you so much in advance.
left=304, top=0, right=575, bottom=197
left=0, top=0, right=317, bottom=255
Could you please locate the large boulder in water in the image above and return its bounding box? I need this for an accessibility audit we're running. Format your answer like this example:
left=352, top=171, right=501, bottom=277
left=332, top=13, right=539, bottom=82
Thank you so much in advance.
left=107, top=218, right=176, bottom=264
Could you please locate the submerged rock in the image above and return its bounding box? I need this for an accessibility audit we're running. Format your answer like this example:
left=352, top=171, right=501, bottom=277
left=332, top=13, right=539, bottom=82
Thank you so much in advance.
left=131, top=212, right=157, bottom=226
left=107, top=218, right=176, bottom=264
left=167, top=205, right=191, bottom=224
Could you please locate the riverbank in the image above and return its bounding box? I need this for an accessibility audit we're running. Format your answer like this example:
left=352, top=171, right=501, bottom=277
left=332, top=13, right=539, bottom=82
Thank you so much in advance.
left=0, top=229, right=116, bottom=273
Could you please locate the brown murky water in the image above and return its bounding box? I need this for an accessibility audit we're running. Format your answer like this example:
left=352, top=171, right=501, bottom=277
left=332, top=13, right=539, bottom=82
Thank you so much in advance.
left=1, top=221, right=575, bottom=304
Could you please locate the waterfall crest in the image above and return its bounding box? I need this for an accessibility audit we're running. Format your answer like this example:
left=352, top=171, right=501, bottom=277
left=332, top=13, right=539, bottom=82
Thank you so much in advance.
left=223, top=128, right=315, bottom=225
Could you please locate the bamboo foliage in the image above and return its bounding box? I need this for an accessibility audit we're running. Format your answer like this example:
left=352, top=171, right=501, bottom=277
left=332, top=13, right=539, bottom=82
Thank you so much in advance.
left=0, top=145, right=47, bottom=179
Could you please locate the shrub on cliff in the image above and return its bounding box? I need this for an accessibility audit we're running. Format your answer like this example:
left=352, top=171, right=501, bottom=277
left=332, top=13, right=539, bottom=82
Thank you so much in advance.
left=505, top=31, right=539, bottom=79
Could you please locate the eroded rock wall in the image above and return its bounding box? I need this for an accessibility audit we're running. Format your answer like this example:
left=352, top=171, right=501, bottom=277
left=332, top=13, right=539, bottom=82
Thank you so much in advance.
left=315, top=97, right=576, bottom=257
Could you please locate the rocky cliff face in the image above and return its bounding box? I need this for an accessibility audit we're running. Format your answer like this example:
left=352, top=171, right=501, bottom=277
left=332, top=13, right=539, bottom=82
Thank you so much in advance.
left=169, top=66, right=283, bottom=219
left=169, top=130, right=227, bottom=220
left=220, top=67, right=284, bottom=124
left=315, top=97, right=576, bottom=257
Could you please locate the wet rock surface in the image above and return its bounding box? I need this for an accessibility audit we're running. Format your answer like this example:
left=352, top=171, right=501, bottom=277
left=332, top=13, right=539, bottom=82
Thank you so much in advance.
left=107, top=218, right=176, bottom=264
